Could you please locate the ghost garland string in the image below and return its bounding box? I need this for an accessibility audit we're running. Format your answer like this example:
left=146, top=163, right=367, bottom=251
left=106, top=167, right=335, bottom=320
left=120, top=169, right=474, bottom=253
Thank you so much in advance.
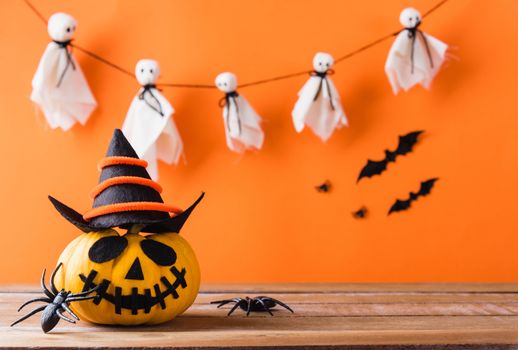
left=25, top=0, right=450, bottom=153
left=24, top=0, right=450, bottom=90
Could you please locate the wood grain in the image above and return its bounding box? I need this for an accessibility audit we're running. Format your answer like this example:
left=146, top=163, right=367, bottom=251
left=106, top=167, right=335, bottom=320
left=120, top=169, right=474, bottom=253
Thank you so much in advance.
left=2, top=284, right=518, bottom=349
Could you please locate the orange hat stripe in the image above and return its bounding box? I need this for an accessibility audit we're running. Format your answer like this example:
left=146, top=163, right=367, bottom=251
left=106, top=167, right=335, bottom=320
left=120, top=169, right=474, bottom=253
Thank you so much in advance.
left=83, top=202, right=183, bottom=221
left=97, top=156, right=148, bottom=171
left=89, top=176, right=163, bottom=199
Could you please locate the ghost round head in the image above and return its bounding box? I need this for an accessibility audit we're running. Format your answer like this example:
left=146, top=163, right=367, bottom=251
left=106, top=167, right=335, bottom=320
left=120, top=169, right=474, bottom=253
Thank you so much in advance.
left=399, top=8, right=421, bottom=28
left=135, top=59, right=160, bottom=86
left=313, top=52, right=334, bottom=73
left=215, top=72, right=237, bottom=93
left=48, top=13, right=77, bottom=42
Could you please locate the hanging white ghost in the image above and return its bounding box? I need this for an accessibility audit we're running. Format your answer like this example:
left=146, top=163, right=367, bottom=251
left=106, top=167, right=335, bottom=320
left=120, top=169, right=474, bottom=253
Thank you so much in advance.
left=385, top=8, right=448, bottom=94
left=291, top=52, right=348, bottom=142
left=215, top=72, right=264, bottom=153
left=30, top=13, right=97, bottom=131
left=122, top=59, right=184, bottom=180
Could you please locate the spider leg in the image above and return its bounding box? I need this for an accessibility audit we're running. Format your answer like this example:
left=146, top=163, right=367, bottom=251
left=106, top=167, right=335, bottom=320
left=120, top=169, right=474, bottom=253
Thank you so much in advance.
left=265, top=297, right=294, bottom=313
left=227, top=300, right=243, bottom=316
left=49, top=262, right=63, bottom=295
left=10, top=305, right=46, bottom=327
left=256, top=298, right=274, bottom=316
left=246, top=298, right=252, bottom=316
left=56, top=308, right=76, bottom=324
left=66, top=295, right=98, bottom=302
left=17, top=297, right=52, bottom=312
left=40, top=269, right=54, bottom=299
left=211, top=298, right=241, bottom=308
left=61, top=303, right=80, bottom=321
left=67, top=284, right=100, bottom=298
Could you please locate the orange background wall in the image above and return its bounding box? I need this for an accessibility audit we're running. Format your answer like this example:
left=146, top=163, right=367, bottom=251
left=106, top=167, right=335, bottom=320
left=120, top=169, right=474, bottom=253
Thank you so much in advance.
left=0, top=0, right=517, bottom=283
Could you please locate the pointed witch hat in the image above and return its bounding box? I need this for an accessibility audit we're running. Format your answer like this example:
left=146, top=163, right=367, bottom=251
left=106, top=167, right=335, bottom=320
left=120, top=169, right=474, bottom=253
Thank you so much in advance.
left=48, top=129, right=204, bottom=233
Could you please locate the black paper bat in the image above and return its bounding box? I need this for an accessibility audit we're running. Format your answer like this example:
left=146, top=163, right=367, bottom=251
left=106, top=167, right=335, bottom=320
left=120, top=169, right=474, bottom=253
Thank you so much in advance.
left=357, top=131, right=423, bottom=182
left=352, top=207, right=368, bottom=219
left=315, top=180, right=332, bottom=193
left=388, top=178, right=438, bottom=215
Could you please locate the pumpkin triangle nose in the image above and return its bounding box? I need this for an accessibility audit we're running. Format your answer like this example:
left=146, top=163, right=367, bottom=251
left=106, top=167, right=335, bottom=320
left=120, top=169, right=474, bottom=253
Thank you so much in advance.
left=125, top=257, right=144, bottom=280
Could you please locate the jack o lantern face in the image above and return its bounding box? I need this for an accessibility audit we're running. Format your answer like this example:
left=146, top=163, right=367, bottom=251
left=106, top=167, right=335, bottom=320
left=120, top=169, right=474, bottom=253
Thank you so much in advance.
left=79, top=234, right=187, bottom=315
left=56, top=230, right=200, bottom=325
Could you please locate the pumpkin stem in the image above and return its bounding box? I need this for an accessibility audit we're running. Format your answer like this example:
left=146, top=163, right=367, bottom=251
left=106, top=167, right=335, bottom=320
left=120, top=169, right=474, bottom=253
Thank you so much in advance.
left=127, top=224, right=145, bottom=235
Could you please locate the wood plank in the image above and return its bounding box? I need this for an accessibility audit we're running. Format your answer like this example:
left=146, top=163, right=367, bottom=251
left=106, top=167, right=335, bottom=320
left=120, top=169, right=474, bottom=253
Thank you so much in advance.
left=3, top=317, right=518, bottom=347
left=5, top=294, right=518, bottom=317
left=2, top=284, right=518, bottom=349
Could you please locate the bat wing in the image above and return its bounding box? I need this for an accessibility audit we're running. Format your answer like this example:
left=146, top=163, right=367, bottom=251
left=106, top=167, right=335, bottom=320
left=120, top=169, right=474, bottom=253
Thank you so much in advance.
left=388, top=198, right=412, bottom=215
left=357, top=159, right=388, bottom=182
left=395, top=130, right=423, bottom=155
left=418, top=178, right=439, bottom=196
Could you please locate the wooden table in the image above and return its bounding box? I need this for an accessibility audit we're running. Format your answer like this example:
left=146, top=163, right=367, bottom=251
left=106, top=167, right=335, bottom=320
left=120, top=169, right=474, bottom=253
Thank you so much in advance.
left=2, top=284, right=518, bottom=349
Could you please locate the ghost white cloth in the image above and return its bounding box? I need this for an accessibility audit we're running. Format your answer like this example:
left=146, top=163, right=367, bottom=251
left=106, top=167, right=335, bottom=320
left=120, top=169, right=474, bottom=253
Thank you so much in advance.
left=122, top=86, right=183, bottom=180
left=385, top=25, right=448, bottom=94
left=31, top=41, right=97, bottom=131
left=221, top=92, right=264, bottom=153
left=292, top=71, right=348, bottom=142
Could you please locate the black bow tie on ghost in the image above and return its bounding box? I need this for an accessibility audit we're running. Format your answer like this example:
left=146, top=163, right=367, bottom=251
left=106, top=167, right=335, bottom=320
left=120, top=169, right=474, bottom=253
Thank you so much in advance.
left=52, top=40, right=76, bottom=88
left=138, top=84, right=165, bottom=117
left=311, top=70, right=335, bottom=111
left=404, top=21, right=434, bottom=74
left=218, top=91, right=242, bottom=136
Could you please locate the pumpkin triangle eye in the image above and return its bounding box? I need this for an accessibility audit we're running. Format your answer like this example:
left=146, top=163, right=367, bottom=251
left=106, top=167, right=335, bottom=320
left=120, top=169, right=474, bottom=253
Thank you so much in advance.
left=140, top=239, right=177, bottom=266
left=89, top=235, right=128, bottom=263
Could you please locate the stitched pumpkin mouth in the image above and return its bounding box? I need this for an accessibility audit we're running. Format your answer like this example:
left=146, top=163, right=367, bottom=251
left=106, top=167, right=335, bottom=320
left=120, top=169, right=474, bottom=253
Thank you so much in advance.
left=78, top=266, right=187, bottom=315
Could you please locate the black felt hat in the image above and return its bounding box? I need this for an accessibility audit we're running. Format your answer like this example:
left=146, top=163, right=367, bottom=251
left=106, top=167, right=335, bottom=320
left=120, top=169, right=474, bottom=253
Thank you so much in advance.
left=49, top=129, right=204, bottom=233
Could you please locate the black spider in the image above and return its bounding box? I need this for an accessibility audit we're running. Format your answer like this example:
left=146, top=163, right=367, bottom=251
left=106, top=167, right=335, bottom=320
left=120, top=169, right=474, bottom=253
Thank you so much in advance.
left=11, top=263, right=99, bottom=333
left=211, top=296, right=294, bottom=316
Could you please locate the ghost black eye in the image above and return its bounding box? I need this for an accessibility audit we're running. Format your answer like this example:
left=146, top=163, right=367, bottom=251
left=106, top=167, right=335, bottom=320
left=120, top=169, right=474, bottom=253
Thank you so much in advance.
left=141, top=69, right=144, bottom=73
left=150, top=69, right=154, bottom=74
left=141, top=239, right=177, bottom=266
left=66, top=27, right=71, bottom=32
left=89, top=236, right=128, bottom=263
